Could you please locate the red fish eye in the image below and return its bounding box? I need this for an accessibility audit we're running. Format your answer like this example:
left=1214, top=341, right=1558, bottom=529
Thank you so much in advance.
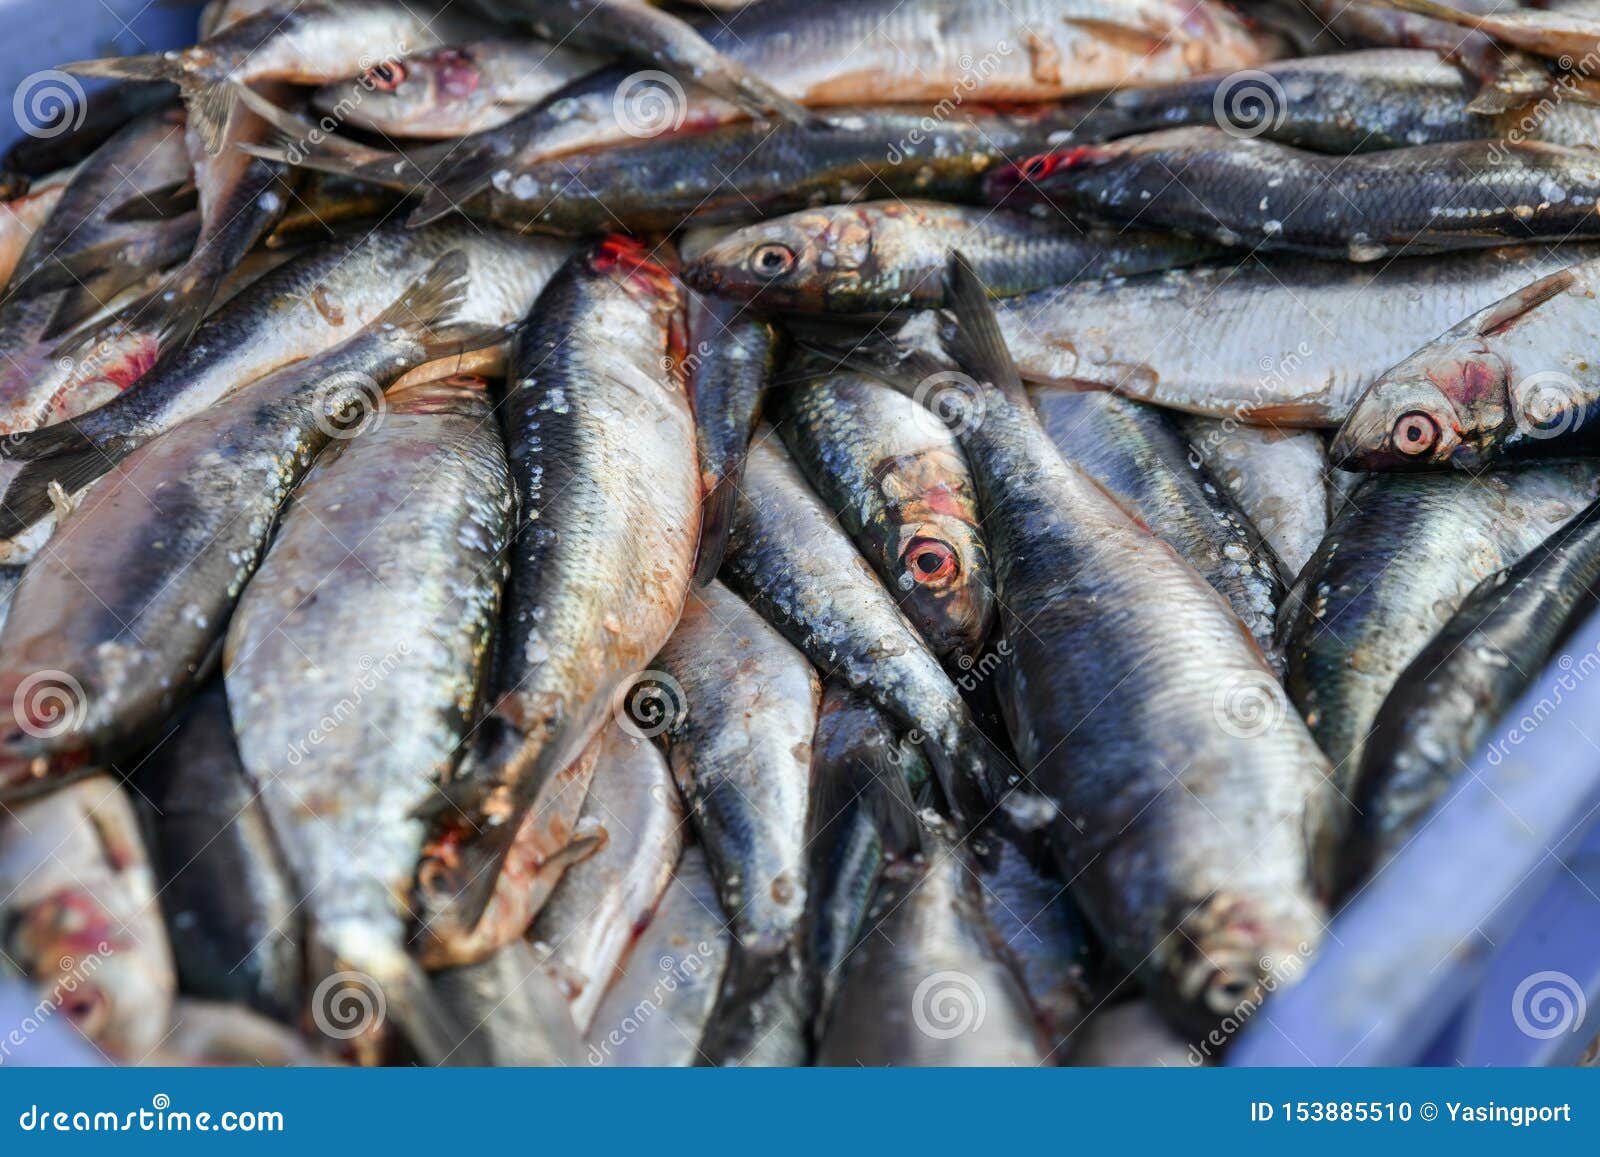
left=363, top=61, right=407, bottom=92
left=748, top=243, right=795, bottom=278
left=1023, top=155, right=1051, bottom=179
left=1392, top=410, right=1440, bottom=456
left=902, top=537, right=958, bottom=586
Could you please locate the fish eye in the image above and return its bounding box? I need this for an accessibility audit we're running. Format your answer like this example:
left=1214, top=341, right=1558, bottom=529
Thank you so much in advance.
left=60, top=986, right=110, bottom=1037
left=902, top=537, right=959, bottom=586
left=363, top=61, right=408, bottom=92
left=1392, top=410, right=1440, bottom=456
left=747, top=244, right=796, bottom=278
left=1022, top=155, right=1051, bottom=179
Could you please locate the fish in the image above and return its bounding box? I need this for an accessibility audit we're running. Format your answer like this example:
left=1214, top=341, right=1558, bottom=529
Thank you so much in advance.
left=1280, top=463, right=1600, bottom=885
left=138, top=684, right=301, bottom=1025
left=980, top=839, right=1094, bottom=1057
left=867, top=245, right=1600, bottom=428
left=253, top=100, right=1100, bottom=235
left=223, top=367, right=513, bottom=1066
left=432, top=941, right=587, bottom=1066
left=684, top=202, right=1221, bottom=312
left=0, top=168, right=70, bottom=288
left=584, top=845, right=732, bottom=1067
left=771, top=370, right=996, bottom=665
left=1060, top=49, right=1503, bottom=153
left=1368, top=0, right=1600, bottom=64
left=929, top=254, right=1329, bottom=1034
left=0, top=222, right=571, bottom=541
left=0, top=776, right=175, bottom=1060
left=1032, top=385, right=1285, bottom=666
left=0, top=256, right=490, bottom=799
left=806, top=686, right=929, bottom=1031
left=158, top=1001, right=333, bottom=1066
left=990, top=128, right=1600, bottom=260
left=414, top=237, right=699, bottom=961
left=722, top=433, right=1007, bottom=827
left=0, top=81, right=176, bottom=179
left=1178, top=417, right=1331, bottom=582
left=655, top=580, right=818, bottom=1066
left=530, top=724, right=687, bottom=1033
left=63, top=0, right=493, bottom=154
left=814, top=812, right=1045, bottom=1066
left=1067, top=1000, right=1198, bottom=1066
left=412, top=0, right=1274, bottom=222
left=1332, top=256, right=1600, bottom=470
left=685, top=293, right=779, bottom=584
left=1340, top=496, right=1600, bottom=896
left=311, top=38, right=604, bottom=139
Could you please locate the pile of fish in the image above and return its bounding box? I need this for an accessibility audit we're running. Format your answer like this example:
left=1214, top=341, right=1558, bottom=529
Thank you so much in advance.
left=3, top=0, right=1600, bottom=1067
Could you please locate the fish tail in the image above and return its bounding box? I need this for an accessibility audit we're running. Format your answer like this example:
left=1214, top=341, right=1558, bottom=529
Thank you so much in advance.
left=63, top=54, right=236, bottom=155
left=693, top=473, right=741, bottom=586
left=939, top=250, right=1030, bottom=408
left=406, top=150, right=494, bottom=227
left=0, top=447, right=110, bottom=539
left=307, top=924, right=485, bottom=1066
left=370, top=250, right=509, bottom=360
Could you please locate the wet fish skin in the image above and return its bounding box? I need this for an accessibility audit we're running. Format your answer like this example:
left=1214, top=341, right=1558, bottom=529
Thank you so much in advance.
left=1281, top=463, right=1600, bottom=888
left=1068, top=1000, right=1197, bottom=1066
left=685, top=202, right=1221, bottom=312
left=158, top=1000, right=334, bottom=1066
left=415, top=237, right=699, bottom=958
left=433, top=941, right=586, bottom=1066
left=0, top=223, right=572, bottom=540
left=311, top=38, right=603, bottom=139
left=815, top=815, right=1045, bottom=1066
left=1179, top=416, right=1330, bottom=583
left=773, top=371, right=996, bottom=666
left=1032, top=385, right=1284, bottom=667
left=1333, top=257, right=1600, bottom=471
left=138, top=684, right=301, bottom=1025
left=992, top=128, right=1600, bottom=260
left=722, top=434, right=1006, bottom=827
left=685, top=293, right=778, bottom=584
left=934, top=255, right=1329, bottom=1034
left=224, top=371, right=512, bottom=1066
left=585, top=845, right=731, bottom=1067
left=656, top=580, right=818, bottom=1066
left=0, top=776, right=175, bottom=1060
left=0, top=257, right=483, bottom=797
left=531, top=724, right=686, bottom=1032
left=1341, top=496, right=1600, bottom=896
left=881, top=245, right=1600, bottom=428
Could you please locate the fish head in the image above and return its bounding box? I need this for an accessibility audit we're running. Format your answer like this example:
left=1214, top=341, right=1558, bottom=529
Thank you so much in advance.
left=1158, top=890, right=1322, bottom=1037
left=7, top=887, right=170, bottom=1059
left=875, top=447, right=996, bottom=661
left=684, top=210, right=868, bottom=310
left=313, top=50, right=472, bottom=135
left=1330, top=338, right=1514, bottom=470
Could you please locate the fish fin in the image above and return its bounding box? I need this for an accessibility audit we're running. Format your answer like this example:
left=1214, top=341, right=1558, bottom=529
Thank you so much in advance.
left=307, top=928, right=486, bottom=1066
left=938, top=250, right=1029, bottom=408
left=1476, top=268, right=1576, bottom=338
left=367, top=251, right=510, bottom=361
left=1238, top=401, right=1335, bottom=427
left=0, top=448, right=110, bottom=539
left=1357, top=0, right=1478, bottom=29
left=63, top=54, right=235, bottom=155
left=1059, top=17, right=1174, bottom=53
left=233, top=86, right=417, bottom=190
left=407, top=154, right=492, bottom=227
left=104, top=180, right=198, bottom=222
left=693, top=473, right=741, bottom=586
